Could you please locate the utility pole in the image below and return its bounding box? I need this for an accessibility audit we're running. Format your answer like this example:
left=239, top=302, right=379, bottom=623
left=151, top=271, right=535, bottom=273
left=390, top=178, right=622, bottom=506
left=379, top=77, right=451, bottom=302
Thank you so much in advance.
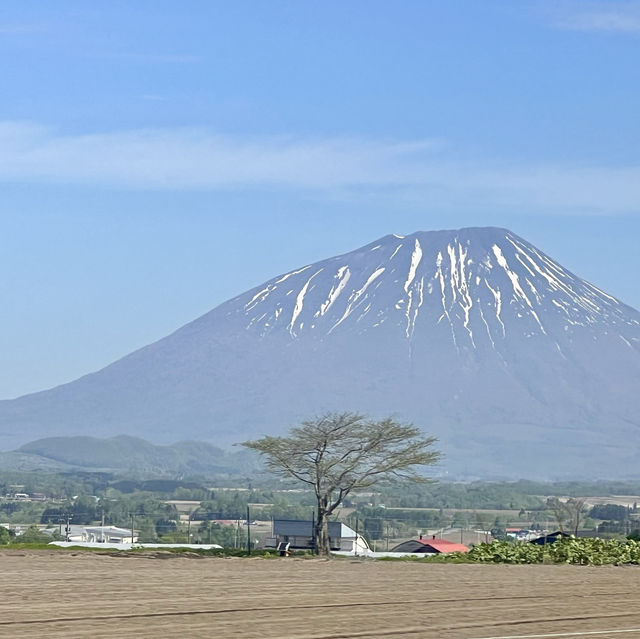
left=130, top=514, right=135, bottom=544
left=246, top=506, right=251, bottom=555
left=355, top=516, right=359, bottom=556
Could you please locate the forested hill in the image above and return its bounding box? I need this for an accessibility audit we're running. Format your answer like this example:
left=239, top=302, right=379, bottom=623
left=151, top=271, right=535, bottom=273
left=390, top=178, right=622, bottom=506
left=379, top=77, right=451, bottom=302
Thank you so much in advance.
left=0, top=435, right=259, bottom=477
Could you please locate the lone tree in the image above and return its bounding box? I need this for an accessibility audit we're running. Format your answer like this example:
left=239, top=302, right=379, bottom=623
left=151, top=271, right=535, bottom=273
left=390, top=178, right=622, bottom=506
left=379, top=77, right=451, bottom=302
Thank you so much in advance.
left=243, top=412, right=440, bottom=555
left=546, top=497, right=588, bottom=536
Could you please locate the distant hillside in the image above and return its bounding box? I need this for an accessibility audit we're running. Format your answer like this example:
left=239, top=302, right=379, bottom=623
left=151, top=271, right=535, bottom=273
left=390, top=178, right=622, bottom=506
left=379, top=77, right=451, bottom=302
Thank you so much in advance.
left=0, top=450, right=72, bottom=472
left=12, top=435, right=259, bottom=477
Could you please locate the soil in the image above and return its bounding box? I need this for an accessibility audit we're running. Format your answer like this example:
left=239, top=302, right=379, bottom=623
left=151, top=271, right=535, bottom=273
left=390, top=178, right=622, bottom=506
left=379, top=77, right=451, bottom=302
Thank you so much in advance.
left=1, top=549, right=639, bottom=638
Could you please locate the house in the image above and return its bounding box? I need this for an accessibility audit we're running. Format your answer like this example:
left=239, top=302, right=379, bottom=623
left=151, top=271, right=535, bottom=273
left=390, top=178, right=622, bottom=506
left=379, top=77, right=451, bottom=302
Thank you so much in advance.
left=264, top=519, right=370, bottom=553
left=390, top=535, right=469, bottom=554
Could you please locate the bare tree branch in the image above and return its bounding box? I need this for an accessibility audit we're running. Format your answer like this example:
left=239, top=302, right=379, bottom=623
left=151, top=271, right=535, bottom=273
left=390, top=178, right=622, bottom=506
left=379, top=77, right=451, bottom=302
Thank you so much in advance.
left=242, top=412, right=440, bottom=555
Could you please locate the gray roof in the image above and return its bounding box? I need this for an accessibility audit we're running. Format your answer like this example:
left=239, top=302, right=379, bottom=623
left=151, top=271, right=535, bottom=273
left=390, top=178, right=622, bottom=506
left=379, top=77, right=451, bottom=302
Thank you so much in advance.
left=273, top=519, right=356, bottom=539
left=84, top=526, right=134, bottom=537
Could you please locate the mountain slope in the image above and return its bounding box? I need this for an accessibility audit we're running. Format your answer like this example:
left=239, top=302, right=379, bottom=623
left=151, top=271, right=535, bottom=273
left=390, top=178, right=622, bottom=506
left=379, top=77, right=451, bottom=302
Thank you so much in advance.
left=13, top=435, right=257, bottom=476
left=1, top=227, right=639, bottom=478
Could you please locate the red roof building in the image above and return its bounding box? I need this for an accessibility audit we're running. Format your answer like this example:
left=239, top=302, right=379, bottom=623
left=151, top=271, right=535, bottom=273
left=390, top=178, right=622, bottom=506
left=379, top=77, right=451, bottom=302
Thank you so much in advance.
left=390, top=535, right=469, bottom=554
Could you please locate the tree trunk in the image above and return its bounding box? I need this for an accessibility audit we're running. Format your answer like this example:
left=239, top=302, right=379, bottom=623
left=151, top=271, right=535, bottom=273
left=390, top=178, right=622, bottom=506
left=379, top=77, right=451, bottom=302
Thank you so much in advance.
left=314, top=505, right=330, bottom=556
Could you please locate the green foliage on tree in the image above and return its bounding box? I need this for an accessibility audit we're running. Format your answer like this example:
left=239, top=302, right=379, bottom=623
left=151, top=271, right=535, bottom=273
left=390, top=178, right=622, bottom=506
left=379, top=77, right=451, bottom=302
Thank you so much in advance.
left=196, top=521, right=239, bottom=547
left=18, top=525, right=51, bottom=544
left=378, top=481, right=545, bottom=510
left=0, top=525, right=12, bottom=545
left=589, top=504, right=629, bottom=521
left=1, top=501, right=48, bottom=524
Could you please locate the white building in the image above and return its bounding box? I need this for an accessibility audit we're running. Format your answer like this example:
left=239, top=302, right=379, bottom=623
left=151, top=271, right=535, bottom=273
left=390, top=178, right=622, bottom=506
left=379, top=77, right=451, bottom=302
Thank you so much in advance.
left=264, top=519, right=370, bottom=553
left=83, top=526, right=138, bottom=544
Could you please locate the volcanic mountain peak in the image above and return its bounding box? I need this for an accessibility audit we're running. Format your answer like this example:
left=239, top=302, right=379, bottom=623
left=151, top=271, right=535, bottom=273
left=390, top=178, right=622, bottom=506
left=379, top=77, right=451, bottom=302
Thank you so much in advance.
left=212, top=227, right=639, bottom=359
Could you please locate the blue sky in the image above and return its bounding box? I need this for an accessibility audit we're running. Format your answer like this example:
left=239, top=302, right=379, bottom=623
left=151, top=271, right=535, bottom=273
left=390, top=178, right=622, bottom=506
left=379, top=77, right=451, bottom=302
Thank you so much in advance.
left=1, top=0, right=639, bottom=398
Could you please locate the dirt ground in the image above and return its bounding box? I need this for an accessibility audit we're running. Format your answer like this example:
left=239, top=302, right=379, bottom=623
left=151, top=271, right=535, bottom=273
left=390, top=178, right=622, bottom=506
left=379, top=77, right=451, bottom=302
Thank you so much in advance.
left=2, top=550, right=640, bottom=638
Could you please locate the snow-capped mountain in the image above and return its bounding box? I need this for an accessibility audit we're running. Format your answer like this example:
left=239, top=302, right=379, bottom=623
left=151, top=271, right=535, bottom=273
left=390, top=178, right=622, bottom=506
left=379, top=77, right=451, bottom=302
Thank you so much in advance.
left=228, top=227, right=637, bottom=347
left=1, top=227, right=639, bottom=478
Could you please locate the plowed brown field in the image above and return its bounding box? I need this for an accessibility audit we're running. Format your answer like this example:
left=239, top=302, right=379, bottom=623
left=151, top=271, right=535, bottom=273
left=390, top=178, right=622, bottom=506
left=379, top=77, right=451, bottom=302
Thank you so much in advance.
left=2, top=549, right=640, bottom=638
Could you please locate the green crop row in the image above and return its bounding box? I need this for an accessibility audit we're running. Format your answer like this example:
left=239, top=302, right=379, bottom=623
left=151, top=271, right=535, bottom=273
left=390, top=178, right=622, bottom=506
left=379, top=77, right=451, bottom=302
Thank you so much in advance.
left=450, top=538, right=640, bottom=565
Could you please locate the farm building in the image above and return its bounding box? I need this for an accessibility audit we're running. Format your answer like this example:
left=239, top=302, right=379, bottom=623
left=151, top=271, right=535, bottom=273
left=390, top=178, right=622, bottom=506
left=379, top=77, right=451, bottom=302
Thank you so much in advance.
left=529, top=531, right=570, bottom=545
left=83, top=526, right=138, bottom=544
left=390, top=535, right=469, bottom=554
left=265, top=519, right=370, bottom=553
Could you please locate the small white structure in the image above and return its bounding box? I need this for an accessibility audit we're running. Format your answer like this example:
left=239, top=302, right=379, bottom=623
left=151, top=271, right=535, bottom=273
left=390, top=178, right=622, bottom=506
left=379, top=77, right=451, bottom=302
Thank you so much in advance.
left=265, top=519, right=370, bottom=553
left=49, top=542, right=222, bottom=550
left=83, top=526, right=138, bottom=544
left=52, top=524, right=91, bottom=543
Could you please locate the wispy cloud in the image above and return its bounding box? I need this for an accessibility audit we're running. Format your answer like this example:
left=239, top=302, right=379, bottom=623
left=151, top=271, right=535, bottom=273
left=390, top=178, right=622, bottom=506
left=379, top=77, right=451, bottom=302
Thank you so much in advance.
left=0, top=121, right=639, bottom=215
left=553, top=2, right=640, bottom=33
left=0, top=121, right=444, bottom=189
